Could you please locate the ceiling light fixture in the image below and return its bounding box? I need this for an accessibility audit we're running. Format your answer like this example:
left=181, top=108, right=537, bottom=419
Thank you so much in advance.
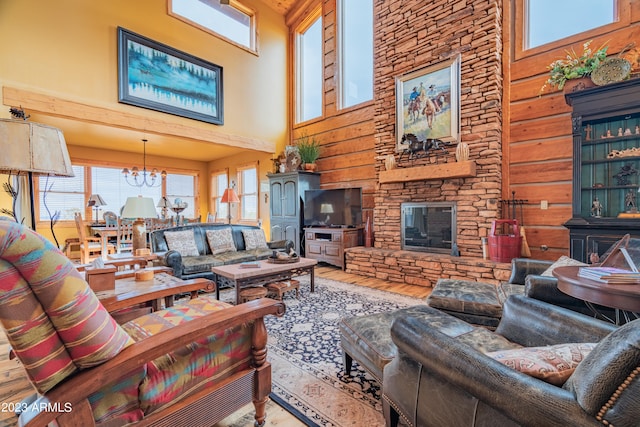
left=122, top=138, right=166, bottom=188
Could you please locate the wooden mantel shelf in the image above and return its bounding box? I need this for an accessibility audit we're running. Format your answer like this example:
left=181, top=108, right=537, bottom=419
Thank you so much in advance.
left=379, top=160, right=476, bottom=183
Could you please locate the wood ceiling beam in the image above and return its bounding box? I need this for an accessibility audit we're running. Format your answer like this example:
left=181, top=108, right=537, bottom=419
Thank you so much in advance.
left=2, top=86, right=274, bottom=153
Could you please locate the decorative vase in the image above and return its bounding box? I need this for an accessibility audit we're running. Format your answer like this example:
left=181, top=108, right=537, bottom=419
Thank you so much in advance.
left=384, top=154, right=396, bottom=170
left=304, top=163, right=317, bottom=172
left=364, top=216, right=373, bottom=247
left=455, top=142, right=469, bottom=162
left=562, top=77, right=596, bottom=95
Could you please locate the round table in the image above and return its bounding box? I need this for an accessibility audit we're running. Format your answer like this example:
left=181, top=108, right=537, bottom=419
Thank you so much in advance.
left=553, top=265, right=640, bottom=322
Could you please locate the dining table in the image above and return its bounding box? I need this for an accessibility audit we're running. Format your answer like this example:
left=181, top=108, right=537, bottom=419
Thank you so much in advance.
left=90, top=225, right=118, bottom=259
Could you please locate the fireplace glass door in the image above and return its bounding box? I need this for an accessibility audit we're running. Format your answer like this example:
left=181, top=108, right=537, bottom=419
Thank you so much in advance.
left=401, top=202, right=456, bottom=253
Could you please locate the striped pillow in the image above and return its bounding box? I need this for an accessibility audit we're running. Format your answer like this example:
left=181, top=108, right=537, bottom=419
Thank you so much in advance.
left=0, top=221, right=133, bottom=381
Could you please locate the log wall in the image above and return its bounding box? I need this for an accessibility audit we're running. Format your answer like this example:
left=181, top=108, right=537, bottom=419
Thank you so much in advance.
left=503, top=1, right=640, bottom=260
left=286, top=0, right=640, bottom=285
left=286, top=0, right=377, bottom=225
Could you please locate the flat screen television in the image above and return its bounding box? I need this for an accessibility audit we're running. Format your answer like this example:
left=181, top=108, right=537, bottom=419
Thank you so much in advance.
left=304, top=188, right=363, bottom=227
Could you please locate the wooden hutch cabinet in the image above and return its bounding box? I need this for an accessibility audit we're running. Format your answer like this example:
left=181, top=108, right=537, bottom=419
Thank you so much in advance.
left=268, top=171, right=320, bottom=255
left=564, top=79, right=640, bottom=262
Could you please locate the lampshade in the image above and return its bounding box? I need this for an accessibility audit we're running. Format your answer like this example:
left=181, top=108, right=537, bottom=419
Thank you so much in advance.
left=88, top=194, right=106, bottom=207
left=121, top=196, right=157, bottom=219
left=157, top=196, right=171, bottom=208
left=320, top=203, right=334, bottom=214
left=0, top=119, right=74, bottom=177
left=221, top=188, right=240, bottom=204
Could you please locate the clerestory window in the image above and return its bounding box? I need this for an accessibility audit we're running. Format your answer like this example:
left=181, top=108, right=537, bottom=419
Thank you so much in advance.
left=169, top=0, right=257, bottom=54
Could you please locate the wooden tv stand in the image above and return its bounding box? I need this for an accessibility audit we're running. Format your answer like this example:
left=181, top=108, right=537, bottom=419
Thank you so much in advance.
left=304, top=226, right=364, bottom=269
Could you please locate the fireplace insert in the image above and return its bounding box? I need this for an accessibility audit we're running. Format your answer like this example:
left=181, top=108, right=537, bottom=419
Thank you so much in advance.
left=401, top=202, right=456, bottom=253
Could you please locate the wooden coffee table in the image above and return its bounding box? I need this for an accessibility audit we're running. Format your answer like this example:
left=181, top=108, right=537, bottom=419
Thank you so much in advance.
left=212, top=257, right=317, bottom=304
left=94, top=272, right=215, bottom=314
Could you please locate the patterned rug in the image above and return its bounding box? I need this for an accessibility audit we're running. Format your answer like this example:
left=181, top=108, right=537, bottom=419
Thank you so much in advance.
left=222, top=276, right=424, bottom=426
left=0, top=278, right=421, bottom=427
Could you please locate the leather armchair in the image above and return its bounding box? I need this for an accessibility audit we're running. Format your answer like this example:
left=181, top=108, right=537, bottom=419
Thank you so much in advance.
left=382, top=295, right=640, bottom=427
left=0, top=220, right=285, bottom=426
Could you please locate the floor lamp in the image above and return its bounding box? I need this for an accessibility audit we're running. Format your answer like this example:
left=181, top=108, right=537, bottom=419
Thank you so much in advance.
left=0, top=117, right=74, bottom=230
left=220, top=187, right=239, bottom=224
left=121, top=196, right=158, bottom=254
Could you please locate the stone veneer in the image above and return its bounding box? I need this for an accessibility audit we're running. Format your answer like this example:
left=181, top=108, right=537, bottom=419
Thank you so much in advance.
left=346, top=247, right=511, bottom=287
left=347, top=1, right=505, bottom=285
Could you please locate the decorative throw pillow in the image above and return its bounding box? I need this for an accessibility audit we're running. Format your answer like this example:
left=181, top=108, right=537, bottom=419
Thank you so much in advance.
left=541, top=255, right=587, bottom=277
left=486, top=342, right=597, bottom=386
left=242, top=229, right=268, bottom=250
left=164, top=230, right=199, bottom=257
left=206, top=228, right=237, bottom=255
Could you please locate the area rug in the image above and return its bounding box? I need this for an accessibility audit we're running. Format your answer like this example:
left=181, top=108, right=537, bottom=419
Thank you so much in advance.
left=223, top=276, right=424, bottom=426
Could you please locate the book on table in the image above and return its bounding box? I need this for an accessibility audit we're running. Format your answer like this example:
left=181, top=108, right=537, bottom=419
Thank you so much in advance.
left=578, top=266, right=640, bottom=284
left=239, top=261, right=261, bottom=268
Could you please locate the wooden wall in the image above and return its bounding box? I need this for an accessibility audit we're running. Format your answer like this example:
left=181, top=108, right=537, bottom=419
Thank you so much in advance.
left=286, top=0, right=377, bottom=222
left=286, top=0, right=640, bottom=261
left=503, top=0, right=640, bottom=260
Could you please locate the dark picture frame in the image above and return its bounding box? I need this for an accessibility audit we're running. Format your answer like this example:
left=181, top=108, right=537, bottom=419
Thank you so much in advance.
left=117, top=27, right=223, bottom=125
left=395, top=55, right=460, bottom=149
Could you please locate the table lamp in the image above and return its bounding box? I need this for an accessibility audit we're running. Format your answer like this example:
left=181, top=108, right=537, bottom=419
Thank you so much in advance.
left=157, top=196, right=171, bottom=219
left=121, top=196, right=157, bottom=253
left=87, top=194, right=106, bottom=225
left=220, top=187, right=240, bottom=224
left=320, top=203, right=334, bottom=225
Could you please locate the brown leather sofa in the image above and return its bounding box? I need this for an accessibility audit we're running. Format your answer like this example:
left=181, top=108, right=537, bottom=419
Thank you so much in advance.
left=382, top=295, right=640, bottom=427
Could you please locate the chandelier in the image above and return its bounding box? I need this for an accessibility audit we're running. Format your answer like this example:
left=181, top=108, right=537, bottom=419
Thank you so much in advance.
left=122, top=138, right=166, bottom=188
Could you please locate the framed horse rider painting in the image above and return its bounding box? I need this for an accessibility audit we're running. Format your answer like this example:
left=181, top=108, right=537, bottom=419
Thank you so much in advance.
left=395, top=55, right=460, bottom=151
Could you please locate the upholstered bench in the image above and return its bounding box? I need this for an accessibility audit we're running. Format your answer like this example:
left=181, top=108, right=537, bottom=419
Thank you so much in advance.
left=426, top=278, right=524, bottom=329
left=339, top=306, right=427, bottom=383
left=339, top=304, right=521, bottom=385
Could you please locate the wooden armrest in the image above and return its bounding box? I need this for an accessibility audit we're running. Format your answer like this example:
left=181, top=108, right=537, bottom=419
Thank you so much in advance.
left=19, top=298, right=285, bottom=427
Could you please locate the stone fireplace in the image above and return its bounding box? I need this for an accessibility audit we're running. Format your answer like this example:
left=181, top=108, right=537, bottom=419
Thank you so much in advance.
left=401, top=202, right=456, bottom=254
left=344, top=0, right=509, bottom=287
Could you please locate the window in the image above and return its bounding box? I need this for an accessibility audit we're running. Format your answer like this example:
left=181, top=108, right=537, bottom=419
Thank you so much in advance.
left=524, top=0, right=615, bottom=49
left=211, top=170, right=228, bottom=222
left=338, top=0, right=373, bottom=108
left=92, top=166, right=162, bottom=218
left=36, top=164, right=197, bottom=223
left=38, top=165, right=85, bottom=222
left=237, top=164, right=258, bottom=221
left=295, top=9, right=323, bottom=123
left=169, top=0, right=257, bottom=53
left=166, top=173, right=197, bottom=219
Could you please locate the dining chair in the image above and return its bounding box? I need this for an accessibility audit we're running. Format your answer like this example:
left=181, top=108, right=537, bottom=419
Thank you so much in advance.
left=103, top=211, right=118, bottom=227
left=74, top=212, right=116, bottom=263
left=116, top=217, right=134, bottom=253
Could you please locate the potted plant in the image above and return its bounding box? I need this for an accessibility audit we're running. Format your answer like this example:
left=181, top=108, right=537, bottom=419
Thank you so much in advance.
left=296, top=133, right=321, bottom=171
left=540, top=40, right=608, bottom=95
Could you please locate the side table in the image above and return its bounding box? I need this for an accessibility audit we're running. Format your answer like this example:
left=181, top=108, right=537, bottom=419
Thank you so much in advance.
left=553, top=265, right=640, bottom=323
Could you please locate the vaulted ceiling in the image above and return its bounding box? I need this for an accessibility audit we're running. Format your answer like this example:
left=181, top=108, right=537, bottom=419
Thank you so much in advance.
left=21, top=0, right=301, bottom=164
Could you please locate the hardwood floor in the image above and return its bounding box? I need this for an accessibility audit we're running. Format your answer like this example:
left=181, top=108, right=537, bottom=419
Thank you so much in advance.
left=316, top=263, right=432, bottom=299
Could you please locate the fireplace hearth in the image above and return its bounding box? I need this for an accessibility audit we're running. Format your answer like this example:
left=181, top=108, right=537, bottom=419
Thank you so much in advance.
left=401, top=202, right=457, bottom=254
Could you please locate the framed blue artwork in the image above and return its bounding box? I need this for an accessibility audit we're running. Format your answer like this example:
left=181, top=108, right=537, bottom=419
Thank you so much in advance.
left=118, top=27, right=223, bottom=125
